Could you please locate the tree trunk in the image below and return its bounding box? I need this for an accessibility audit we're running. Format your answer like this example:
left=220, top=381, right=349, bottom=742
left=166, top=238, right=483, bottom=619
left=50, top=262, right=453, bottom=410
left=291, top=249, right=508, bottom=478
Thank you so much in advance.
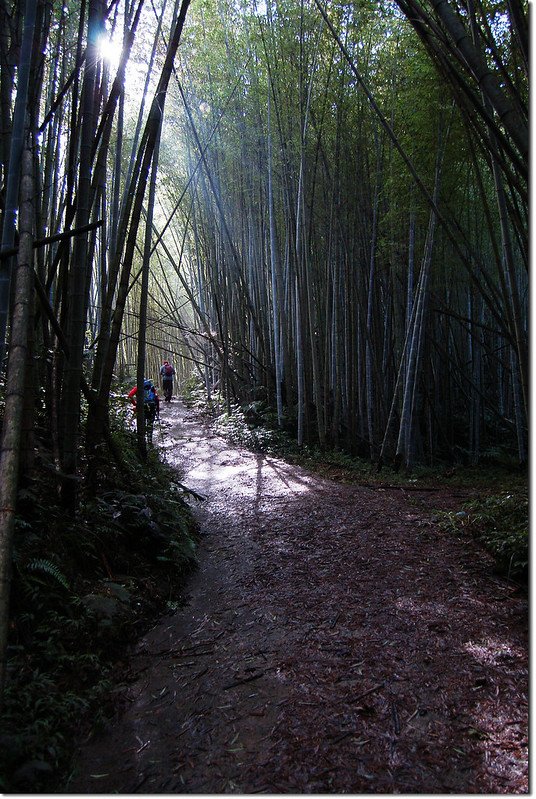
left=267, top=88, right=283, bottom=427
left=136, top=106, right=162, bottom=458
left=0, top=142, right=34, bottom=705
left=60, top=0, right=103, bottom=506
left=0, top=0, right=38, bottom=365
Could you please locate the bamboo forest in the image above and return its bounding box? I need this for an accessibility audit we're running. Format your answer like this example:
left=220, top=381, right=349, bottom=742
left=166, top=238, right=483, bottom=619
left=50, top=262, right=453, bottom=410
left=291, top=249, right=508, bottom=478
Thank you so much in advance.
left=0, top=0, right=528, bottom=792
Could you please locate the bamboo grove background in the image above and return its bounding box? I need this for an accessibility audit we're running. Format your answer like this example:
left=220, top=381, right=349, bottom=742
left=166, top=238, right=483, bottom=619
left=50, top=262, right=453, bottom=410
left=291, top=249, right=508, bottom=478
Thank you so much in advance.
left=0, top=0, right=528, bottom=487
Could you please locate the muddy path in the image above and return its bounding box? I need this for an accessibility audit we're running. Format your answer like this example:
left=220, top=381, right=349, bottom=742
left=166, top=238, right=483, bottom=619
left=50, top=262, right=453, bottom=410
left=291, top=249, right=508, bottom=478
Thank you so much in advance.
left=68, top=402, right=528, bottom=794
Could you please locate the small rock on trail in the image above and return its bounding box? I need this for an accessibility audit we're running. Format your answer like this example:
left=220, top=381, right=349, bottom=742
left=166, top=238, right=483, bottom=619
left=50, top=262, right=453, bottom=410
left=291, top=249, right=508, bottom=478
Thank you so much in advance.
left=68, top=402, right=528, bottom=794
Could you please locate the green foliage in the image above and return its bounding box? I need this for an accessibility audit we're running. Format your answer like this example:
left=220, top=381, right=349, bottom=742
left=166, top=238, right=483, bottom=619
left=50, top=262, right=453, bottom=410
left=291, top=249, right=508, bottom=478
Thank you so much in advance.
left=441, top=490, right=528, bottom=581
left=91, top=485, right=198, bottom=570
left=2, top=414, right=197, bottom=792
left=24, top=559, right=71, bottom=591
left=1, top=578, right=115, bottom=792
left=213, top=401, right=297, bottom=455
left=181, top=374, right=213, bottom=410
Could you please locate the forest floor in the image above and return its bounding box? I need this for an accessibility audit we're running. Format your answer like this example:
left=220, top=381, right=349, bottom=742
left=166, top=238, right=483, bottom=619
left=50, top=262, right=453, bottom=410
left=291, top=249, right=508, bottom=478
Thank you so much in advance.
left=67, top=401, right=528, bottom=794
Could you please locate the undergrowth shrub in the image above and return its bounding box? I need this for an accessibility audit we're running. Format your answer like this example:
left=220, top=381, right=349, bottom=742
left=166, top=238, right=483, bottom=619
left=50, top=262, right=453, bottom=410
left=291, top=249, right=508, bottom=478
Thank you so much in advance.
left=181, top=374, right=216, bottom=411
left=441, top=490, right=528, bottom=581
left=213, top=401, right=297, bottom=455
left=1, top=415, right=197, bottom=793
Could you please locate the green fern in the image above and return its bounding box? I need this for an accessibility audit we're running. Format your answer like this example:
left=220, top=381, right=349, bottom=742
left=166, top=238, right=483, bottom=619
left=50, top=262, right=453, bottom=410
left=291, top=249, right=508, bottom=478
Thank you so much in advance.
left=25, top=559, right=71, bottom=591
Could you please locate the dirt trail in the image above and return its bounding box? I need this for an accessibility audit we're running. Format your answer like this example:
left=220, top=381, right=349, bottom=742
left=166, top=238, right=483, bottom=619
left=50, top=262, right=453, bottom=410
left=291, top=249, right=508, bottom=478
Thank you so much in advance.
left=68, top=402, right=528, bottom=794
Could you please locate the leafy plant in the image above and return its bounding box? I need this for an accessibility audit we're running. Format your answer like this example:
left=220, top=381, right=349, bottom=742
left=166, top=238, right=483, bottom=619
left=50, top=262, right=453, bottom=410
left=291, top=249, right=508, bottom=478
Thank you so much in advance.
left=440, top=490, right=528, bottom=580
left=2, top=405, right=198, bottom=792
left=1, top=592, right=114, bottom=793
left=213, top=401, right=299, bottom=456
left=181, top=374, right=214, bottom=410
left=24, top=559, right=71, bottom=591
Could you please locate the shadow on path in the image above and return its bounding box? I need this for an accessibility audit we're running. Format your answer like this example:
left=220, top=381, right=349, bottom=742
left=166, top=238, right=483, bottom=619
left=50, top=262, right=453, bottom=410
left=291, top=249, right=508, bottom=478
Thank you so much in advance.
left=67, top=402, right=528, bottom=794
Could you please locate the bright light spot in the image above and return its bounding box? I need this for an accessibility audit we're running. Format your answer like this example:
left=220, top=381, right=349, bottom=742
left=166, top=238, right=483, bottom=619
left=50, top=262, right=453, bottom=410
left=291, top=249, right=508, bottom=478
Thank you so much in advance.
left=199, top=101, right=211, bottom=116
left=97, top=33, right=121, bottom=71
left=95, top=32, right=148, bottom=100
left=465, top=639, right=521, bottom=666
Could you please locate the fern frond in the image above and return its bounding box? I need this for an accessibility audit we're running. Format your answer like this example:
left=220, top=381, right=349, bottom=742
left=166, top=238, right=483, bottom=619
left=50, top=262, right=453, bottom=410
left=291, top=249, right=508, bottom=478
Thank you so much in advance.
left=25, top=559, right=70, bottom=591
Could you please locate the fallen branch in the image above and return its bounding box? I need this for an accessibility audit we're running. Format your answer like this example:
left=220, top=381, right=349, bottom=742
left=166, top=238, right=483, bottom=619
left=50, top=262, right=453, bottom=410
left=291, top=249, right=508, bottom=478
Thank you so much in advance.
left=332, top=732, right=370, bottom=745
left=355, top=683, right=384, bottom=701
left=170, top=476, right=206, bottom=501
left=391, top=702, right=401, bottom=735
left=223, top=671, right=265, bottom=690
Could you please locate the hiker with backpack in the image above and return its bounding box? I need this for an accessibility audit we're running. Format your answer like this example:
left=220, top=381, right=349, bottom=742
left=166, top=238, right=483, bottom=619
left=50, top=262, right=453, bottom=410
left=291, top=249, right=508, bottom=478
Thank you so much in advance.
left=128, top=379, right=160, bottom=421
left=160, top=360, right=175, bottom=402
left=128, top=379, right=160, bottom=444
left=128, top=379, right=160, bottom=413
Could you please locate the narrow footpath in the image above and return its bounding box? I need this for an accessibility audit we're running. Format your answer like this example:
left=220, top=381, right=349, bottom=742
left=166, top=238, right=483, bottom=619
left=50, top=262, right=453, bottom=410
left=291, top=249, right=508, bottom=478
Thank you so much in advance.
left=68, top=402, right=528, bottom=794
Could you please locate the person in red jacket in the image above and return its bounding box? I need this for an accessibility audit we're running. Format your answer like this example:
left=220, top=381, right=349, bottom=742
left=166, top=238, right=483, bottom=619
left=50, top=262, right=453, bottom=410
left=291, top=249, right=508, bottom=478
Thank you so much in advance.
left=128, top=379, right=160, bottom=418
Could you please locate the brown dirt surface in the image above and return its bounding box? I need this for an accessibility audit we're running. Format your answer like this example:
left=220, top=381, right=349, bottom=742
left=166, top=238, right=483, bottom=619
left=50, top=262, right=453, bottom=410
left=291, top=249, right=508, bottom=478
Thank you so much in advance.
left=68, top=402, right=528, bottom=794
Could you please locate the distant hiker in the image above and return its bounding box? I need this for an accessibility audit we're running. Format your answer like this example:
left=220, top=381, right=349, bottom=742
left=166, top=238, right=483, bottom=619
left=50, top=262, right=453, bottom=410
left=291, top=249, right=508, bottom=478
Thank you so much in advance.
left=160, top=360, right=175, bottom=403
left=128, top=379, right=160, bottom=421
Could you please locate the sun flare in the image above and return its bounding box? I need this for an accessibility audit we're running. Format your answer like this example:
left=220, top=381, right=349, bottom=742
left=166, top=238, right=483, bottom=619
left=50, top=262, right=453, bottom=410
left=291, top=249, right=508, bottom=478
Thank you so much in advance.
left=97, top=33, right=122, bottom=71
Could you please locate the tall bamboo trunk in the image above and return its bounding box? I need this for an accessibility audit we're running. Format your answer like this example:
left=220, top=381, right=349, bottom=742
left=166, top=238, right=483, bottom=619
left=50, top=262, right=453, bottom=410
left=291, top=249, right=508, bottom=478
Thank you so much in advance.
left=267, top=89, right=283, bottom=427
left=0, top=142, right=35, bottom=705
left=136, top=108, right=162, bottom=459
left=394, top=122, right=445, bottom=470
left=365, top=129, right=381, bottom=458
left=0, top=0, right=38, bottom=365
left=60, top=0, right=102, bottom=505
